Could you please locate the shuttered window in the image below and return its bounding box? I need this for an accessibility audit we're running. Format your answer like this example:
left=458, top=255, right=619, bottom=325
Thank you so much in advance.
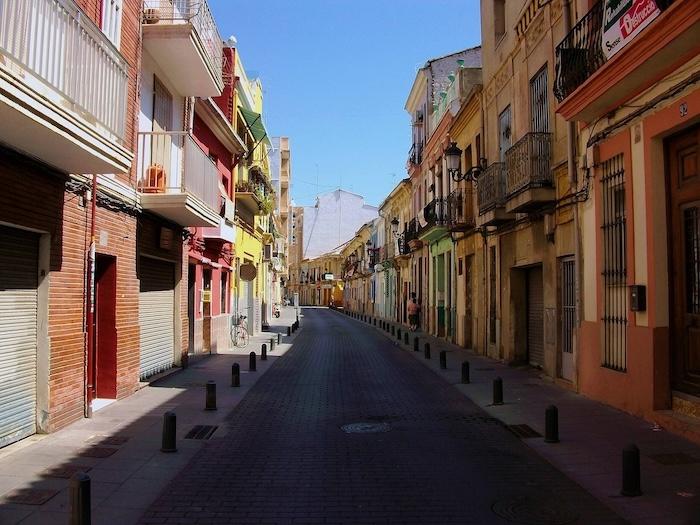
left=101, top=0, right=123, bottom=48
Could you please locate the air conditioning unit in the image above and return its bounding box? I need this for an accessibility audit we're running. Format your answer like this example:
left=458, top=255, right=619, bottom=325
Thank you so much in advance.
left=222, top=198, right=235, bottom=222
left=263, top=244, right=272, bottom=261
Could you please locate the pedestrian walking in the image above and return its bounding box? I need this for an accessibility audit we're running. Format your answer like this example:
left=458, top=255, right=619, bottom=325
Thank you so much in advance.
left=408, top=293, right=420, bottom=332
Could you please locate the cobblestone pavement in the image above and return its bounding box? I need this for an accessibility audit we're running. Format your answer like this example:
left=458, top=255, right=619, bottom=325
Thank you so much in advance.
left=140, top=307, right=626, bottom=524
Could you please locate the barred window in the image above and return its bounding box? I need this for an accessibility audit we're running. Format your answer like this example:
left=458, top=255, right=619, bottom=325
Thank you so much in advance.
left=601, top=154, right=627, bottom=371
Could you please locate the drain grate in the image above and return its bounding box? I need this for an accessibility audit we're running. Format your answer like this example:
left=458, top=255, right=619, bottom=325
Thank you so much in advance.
left=341, top=422, right=392, bottom=434
left=492, top=494, right=578, bottom=525
left=185, top=425, right=219, bottom=440
left=649, top=452, right=700, bottom=465
left=507, top=424, right=542, bottom=439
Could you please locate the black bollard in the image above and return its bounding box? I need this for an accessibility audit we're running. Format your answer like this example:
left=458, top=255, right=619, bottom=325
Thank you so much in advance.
left=621, top=444, right=642, bottom=497
left=493, top=377, right=504, bottom=405
left=277, top=333, right=281, bottom=345
left=414, top=337, right=419, bottom=352
left=374, top=318, right=377, bottom=326
left=461, top=361, right=470, bottom=384
left=424, top=343, right=431, bottom=360
left=270, top=338, right=276, bottom=352
left=391, top=326, right=395, bottom=337
left=404, top=332, right=409, bottom=345
left=439, top=351, right=447, bottom=369
left=161, top=411, right=177, bottom=453
left=287, top=326, right=291, bottom=336
left=231, top=363, right=240, bottom=387
left=205, top=381, right=216, bottom=411
left=249, top=351, right=257, bottom=372
left=261, top=343, right=267, bottom=361
left=70, top=472, right=91, bottom=525
left=397, top=328, right=402, bottom=341
left=545, top=405, right=559, bottom=443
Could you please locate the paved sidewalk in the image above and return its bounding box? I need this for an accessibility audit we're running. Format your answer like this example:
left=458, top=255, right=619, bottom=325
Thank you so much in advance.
left=0, top=307, right=301, bottom=525
left=345, top=310, right=700, bottom=525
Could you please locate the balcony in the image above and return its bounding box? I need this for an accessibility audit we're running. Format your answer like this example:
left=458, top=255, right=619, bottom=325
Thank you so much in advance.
left=136, top=132, right=220, bottom=227
left=142, top=0, right=223, bottom=97
left=202, top=197, right=236, bottom=243
left=0, top=0, right=131, bottom=174
left=418, top=198, right=449, bottom=243
left=404, top=218, right=423, bottom=252
left=505, top=133, right=554, bottom=213
left=554, top=0, right=698, bottom=122
left=235, top=180, right=264, bottom=218
left=446, top=187, right=475, bottom=231
left=408, top=143, right=423, bottom=166
left=477, top=163, right=514, bottom=226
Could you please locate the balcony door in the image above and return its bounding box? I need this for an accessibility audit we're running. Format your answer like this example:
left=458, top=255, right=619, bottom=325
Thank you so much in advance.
left=530, top=67, right=550, bottom=133
left=151, top=76, right=174, bottom=184
left=668, top=125, right=700, bottom=395
left=498, top=106, right=512, bottom=162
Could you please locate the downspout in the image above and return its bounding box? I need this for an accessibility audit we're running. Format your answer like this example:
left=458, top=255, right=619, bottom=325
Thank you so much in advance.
left=563, top=0, right=582, bottom=385
left=85, top=173, right=97, bottom=418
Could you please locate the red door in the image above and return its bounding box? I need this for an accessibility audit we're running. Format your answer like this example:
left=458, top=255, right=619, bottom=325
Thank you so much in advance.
left=92, top=255, right=117, bottom=400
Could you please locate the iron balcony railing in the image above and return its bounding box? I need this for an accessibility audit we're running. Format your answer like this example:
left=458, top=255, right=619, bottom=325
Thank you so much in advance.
left=554, top=0, right=674, bottom=102
left=404, top=218, right=419, bottom=245
left=505, top=132, right=553, bottom=196
left=143, top=0, right=223, bottom=81
left=423, top=198, right=448, bottom=227
left=477, top=163, right=507, bottom=214
left=408, top=142, right=423, bottom=165
left=446, top=187, right=475, bottom=228
left=136, top=131, right=220, bottom=212
left=0, top=0, right=129, bottom=140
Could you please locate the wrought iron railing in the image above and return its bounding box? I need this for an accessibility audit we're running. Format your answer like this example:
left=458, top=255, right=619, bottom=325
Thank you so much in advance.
left=136, top=131, right=220, bottom=212
left=408, top=142, right=423, bottom=165
left=0, top=0, right=129, bottom=140
left=477, top=163, right=507, bottom=214
left=404, top=218, right=419, bottom=245
left=143, top=0, right=223, bottom=83
left=505, top=132, right=553, bottom=196
left=423, top=198, right=448, bottom=227
left=446, top=187, right=475, bottom=228
left=554, top=1, right=605, bottom=102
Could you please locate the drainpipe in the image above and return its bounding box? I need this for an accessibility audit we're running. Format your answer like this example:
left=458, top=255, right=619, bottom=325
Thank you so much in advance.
left=85, top=174, right=97, bottom=418
left=563, top=0, right=582, bottom=384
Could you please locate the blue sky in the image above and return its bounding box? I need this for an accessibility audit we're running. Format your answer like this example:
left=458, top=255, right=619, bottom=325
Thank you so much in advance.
left=209, top=0, right=481, bottom=207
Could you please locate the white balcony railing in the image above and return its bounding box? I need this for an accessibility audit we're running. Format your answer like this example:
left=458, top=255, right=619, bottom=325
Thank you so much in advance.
left=0, top=0, right=129, bottom=140
left=429, top=72, right=460, bottom=136
left=143, top=0, right=223, bottom=81
left=137, top=131, right=220, bottom=213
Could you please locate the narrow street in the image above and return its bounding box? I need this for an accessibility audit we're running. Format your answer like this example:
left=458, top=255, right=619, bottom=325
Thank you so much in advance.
left=140, top=308, right=625, bottom=525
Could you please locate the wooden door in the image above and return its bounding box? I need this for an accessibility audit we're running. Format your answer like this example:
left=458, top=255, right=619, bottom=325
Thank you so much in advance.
left=668, top=125, right=700, bottom=395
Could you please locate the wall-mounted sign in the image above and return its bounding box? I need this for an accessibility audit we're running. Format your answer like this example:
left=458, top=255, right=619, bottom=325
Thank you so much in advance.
left=239, top=263, right=257, bottom=282
left=323, top=273, right=334, bottom=281
left=602, top=0, right=660, bottom=59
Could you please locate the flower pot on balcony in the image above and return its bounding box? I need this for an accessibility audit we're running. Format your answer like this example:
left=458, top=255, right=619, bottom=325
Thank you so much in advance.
left=143, top=8, right=160, bottom=24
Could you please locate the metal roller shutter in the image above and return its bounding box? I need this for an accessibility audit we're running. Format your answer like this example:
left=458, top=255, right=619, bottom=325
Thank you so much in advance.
left=0, top=226, right=38, bottom=448
left=139, top=257, right=175, bottom=379
left=527, top=267, right=544, bottom=367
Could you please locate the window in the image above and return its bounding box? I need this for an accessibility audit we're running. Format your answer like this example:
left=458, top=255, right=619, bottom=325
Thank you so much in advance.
left=560, top=258, right=575, bottom=357
left=601, top=154, right=627, bottom=371
left=475, top=134, right=481, bottom=161
left=530, top=66, right=550, bottom=133
left=494, top=0, right=506, bottom=41
left=465, top=145, right=473, bottom=171
left=221, top=272, right=228, bottom=314
left=101, top=0, right=123, bottom=48
left=152, top=76, right=173, bottom=132
left=498, top=106, right=512, bottom=162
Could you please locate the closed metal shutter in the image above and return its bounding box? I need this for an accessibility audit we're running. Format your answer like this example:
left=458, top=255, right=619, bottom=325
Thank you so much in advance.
left=139, top=257, right=175, bottom=379
left=0, top=226, right=38, bottom=448
left=527, top=267, right=544, bottom=367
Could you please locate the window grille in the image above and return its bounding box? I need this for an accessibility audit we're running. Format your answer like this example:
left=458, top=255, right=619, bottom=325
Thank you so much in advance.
left=685, top=207, right=700, bottom=315
left=601, top=154, right=627, bottom=371
left=530, top=66, right=549, bottom=133
left=560, top=258, right=575, bottom=356
left=499, top=106, right=512, bottom=162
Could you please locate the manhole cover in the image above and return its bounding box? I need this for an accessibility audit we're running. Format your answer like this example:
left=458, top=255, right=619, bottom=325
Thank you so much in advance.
left=492, top=495, right=578, bottom=525
left=341, top=422, right=392, bottom=433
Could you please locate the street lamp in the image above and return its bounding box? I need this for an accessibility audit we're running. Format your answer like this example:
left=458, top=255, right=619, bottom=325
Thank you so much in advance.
left=446, top=141, right=487, bottom=182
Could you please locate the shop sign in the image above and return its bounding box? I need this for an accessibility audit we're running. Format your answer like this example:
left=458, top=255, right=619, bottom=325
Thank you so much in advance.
left=602, top=0, right=660, bottom=59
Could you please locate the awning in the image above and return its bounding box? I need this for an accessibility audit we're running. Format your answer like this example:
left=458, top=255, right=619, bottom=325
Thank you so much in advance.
left=239, top=107, right=267, bottom=143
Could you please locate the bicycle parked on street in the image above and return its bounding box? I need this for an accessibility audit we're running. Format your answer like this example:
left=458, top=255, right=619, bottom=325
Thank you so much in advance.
left=231, top=314, right=250, bottom=348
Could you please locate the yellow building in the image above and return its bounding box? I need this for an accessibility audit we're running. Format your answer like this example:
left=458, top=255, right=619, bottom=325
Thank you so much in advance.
left=340, top=222, right=374, bottom=315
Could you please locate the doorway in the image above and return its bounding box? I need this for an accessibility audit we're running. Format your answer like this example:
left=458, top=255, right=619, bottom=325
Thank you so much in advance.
left=91, top=255, right=117, bottom=404
left=526, top=266, right=544, bottom=368
left=188, top=264, right=195, bottom=355
left=668, top=124, right=700, bottom=395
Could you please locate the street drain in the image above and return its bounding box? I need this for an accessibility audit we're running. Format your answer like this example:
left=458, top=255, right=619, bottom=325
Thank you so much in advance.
left=341, top=422, right=392, bottom=434
left=185, top=425, right=218, bottom=440
left=492, top=495, right=578, bottom=525
left=507, top=424, right=542, bottom=439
